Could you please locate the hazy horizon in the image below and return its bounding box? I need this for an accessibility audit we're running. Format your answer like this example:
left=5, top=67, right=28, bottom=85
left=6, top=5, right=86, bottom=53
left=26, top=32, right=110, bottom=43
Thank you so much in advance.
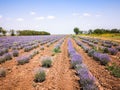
left=0, top=0, right=120, bottom=34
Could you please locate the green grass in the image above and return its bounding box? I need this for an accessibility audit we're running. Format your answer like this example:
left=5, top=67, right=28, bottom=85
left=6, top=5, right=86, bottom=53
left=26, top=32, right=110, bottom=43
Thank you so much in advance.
left=106, top=63, right=120, bottom=78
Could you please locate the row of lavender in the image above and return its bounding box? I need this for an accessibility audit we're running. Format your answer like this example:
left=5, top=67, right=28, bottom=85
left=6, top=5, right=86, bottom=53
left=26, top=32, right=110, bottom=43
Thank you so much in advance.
left=79, top=36, right=120, bottom=55
left=74, top=38, right=110, bottom=65
left=0, top=35, right=65, bottom=64
left=68, top=39, right=98, bottom=90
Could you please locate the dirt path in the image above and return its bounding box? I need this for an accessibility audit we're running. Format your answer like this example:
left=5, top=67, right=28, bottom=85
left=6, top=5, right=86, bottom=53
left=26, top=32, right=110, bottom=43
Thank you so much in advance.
left=71, top=38, right=120, bottom=90
left=36, top=38, right=80, bottom=90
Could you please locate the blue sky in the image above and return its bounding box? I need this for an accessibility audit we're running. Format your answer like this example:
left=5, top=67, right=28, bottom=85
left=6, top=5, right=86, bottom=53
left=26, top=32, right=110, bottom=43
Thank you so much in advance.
left=0, top=0, right=120, bottom=34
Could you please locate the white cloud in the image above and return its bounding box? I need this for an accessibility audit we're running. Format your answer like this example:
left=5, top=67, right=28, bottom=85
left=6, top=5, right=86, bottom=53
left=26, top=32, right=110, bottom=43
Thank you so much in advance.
left=16, top=18, right=24, bottom=21
left=95, top=14, right=101, bottom=17
left=0, top=15, right=3, bottom=19
left=47, top=16, right=55, bottom=19
left=72, top=13, right=80, bottom=16
left=30, top=11, right=36, bottom=15
left=35, top=25, right=40, bottom=28
left=6, top=17, right=12, bottom=21
left=35, top=16, right=45, bottom=20
left=83, top=13, right=91, bottom=16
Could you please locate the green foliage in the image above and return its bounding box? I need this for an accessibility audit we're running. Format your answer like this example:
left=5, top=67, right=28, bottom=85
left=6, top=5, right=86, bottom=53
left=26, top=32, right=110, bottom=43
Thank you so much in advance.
left=41, top=56, right=52, bottom=68
left=34, top=69, right=46, bottom=82
left=0, top=27, right=7, bottom=36
left=53, top=48, right=61, bottom=53
left=17, top=30, right=50, bottom=36
left=106, top=63, right=120, bottom=78
left=10, top=29, right=15, bottom=36
left=74, top=27, right=80, bottom=35
left=88, top=28, right=120, bottom=34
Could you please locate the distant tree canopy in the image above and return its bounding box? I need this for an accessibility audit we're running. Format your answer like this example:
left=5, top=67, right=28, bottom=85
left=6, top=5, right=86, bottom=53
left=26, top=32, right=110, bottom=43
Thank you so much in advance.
left=74, top=27, right=79, bottom=35
left=10, top=29, right=15, bottom=36
left=88, top=28, right=120, bottom=34
left=74, top=27, right=83, bottom=35
left=17, top=30, right=50, bottom=36
left=0, top=27, right=7, bottom=36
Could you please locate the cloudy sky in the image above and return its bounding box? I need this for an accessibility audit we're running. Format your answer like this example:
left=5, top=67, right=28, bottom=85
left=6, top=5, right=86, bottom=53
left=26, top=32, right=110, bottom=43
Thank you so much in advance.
left=0, top=0, right=120, bottom=34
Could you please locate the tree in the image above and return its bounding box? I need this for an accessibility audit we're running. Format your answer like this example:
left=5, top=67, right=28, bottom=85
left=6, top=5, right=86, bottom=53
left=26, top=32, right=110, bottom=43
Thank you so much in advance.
left=10, top=29, right=15, bottom=36
left=74, top=27, right=80, bottom=35
left=88, top=29, right=93, bottom=34
left=0, top=27, right=3, bottom=33
left=2, top=30, right=7, bottom=36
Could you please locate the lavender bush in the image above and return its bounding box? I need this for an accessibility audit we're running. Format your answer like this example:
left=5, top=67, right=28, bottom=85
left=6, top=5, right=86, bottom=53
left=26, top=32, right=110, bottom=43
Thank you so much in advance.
left=16, top=56, right=30, bottom=65
left=40, top=46, right=44, bottom=50
left=12, top=50, right=19, bottom=57
left=93, top=52, right=110, bottom=65
left=34, top=68, right=46, bottom=82
left=71, top=54, right=83, bottom=68
left=100, top=54, right=111, bottom=65
left=116, top=46, right=120, bottom=51
left=0, top=68, right=6, bottom=77
left=108, top=48, right=118, bottom=55
left=88, top=49, right=95, bottom=57
left=0, top=56, right=6, bottom=64
left=76, top=64, right=98, bottom=90
left=4, top=53, right=12, bottom=61
left=41, top=56, right=52, bottom=68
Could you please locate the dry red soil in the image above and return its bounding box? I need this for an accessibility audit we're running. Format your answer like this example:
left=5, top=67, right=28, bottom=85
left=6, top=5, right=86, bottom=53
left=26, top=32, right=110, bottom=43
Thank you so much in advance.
left=0, top=38, right=120, bottom=90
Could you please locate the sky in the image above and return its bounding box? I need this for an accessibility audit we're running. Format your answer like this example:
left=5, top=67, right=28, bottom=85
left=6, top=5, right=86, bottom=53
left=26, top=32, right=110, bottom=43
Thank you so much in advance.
left=0, top=0, right=120, bottom=34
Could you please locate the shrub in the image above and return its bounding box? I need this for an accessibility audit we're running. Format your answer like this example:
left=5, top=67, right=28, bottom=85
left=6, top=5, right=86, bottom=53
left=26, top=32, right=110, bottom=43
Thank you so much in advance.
left=4, top=53, right=12, bottom=60
left=93, top=52, right=101, bottom=61
left=0, top=56, right=6, bottom=64
left=103, top=47, right=109, bottom=53
left=106, top=63, right=120, bottom=78
left=71, top=54, right=82, bottom=69
left=53, top=48, right=61, bottom=53
left=99, top=54, right=110, bottom=65
left=16, top=56, right=30, bottom=65
left=2, top=48, right=8, bottom=53
left=0, top=48, right=8, bottom=56
left=116, top=46, right=120, bottom=51
left=34, top=68, right=46, bottom=82
left=12, top=50, right=19, bottom=57
left=88, top=49, right=95, bottom=57
left=93, top=52, right=110, bottom=65
left=76, top=64, right=98, bottom=90
left=40, top=46, right=44, bottom=50
left=108, top=48, right=118, bottom=55
left=24, top=46, right=33, bottom=52
left=41, top=56, right=52, bottom=68
left=0, top=68, right=6, bottom=77
left=0, top=50, right=3, bottom=56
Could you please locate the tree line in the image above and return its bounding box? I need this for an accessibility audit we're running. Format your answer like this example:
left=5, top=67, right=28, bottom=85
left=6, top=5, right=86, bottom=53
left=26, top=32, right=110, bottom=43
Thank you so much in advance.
left=74, top=27, right=120, bottom=35
left=0, top=27, right=50, bottom=36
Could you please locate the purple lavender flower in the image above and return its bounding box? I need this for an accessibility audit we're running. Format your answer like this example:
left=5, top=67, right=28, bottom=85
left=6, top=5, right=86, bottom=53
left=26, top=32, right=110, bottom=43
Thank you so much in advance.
left=116, top=46, right=120, bottom=51
left=71, top=54, right=83, bottom=68
left=108, top=48, right=118, bottom=55
left=100, top=54, right=110, bottom=65
left=16, top=56, right=30, bottom=65
left=93, top=52, right=101, bottom=61
left=0, top=56, right=6, bottom=64
left=3, top=53, right=12, bottom=60
left=12, top=50, right=19, bottom=57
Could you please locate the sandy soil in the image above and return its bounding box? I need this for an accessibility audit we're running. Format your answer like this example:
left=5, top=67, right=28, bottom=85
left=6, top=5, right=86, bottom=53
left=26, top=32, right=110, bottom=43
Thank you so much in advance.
left=71, top=38, right=120, bottom=90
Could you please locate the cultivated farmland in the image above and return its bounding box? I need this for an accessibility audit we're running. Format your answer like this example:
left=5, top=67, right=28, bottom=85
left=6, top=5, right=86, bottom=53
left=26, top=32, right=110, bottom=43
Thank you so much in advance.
left=0, top=35, right=120, bottom=90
